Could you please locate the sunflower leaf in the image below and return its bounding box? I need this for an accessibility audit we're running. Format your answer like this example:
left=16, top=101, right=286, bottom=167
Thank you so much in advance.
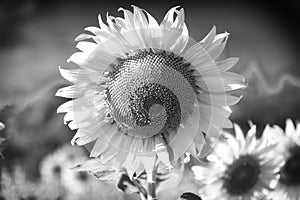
left=179, top=192, right=202, bottom=200
left=71, top=158, right=124, bottom=181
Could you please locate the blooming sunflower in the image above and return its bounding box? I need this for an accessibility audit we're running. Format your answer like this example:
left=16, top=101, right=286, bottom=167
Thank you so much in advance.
left=263, top=119, right=300, bottom=200
left=192, top=123, right=282, bottom=200
left=56, top=5, right=245, bottom=178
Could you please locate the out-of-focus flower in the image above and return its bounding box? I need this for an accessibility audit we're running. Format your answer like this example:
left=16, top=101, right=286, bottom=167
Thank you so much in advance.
left=192, top=124, right=282, bottom=200
left=38, top=144, right=121, bottom=200
left=39, top=144, right=86, bottom=184
left=0, top=122, right=6, bottom=158
left=0, top=122, right=5, bottom=131
left=38, top=144, right=86, bottom=199
left=56, top=5, right=245, bottom=179
left=1, top=166, right=37, bottom=200
left=63, top=168, right=122, bottom=200
left=122, top=193, right=142, bottom=200
left=264, top=119, right=300, bottom=200
left=62, top=170, right=90, bottom=194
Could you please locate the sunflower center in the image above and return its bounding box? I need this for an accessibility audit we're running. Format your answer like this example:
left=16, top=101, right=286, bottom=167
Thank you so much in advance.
left=105, top=49, right=197, bottom=138
left=279, top=145, right=300, bottom=186
left=52, top=165, right=61, bottom=177
left=223, top=155, right=260, bottom=195
left=76, top=171, right=89, bottom=182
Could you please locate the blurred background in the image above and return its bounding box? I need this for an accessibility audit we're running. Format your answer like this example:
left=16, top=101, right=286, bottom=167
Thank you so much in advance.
left=0, top=0, right=300, bottom=199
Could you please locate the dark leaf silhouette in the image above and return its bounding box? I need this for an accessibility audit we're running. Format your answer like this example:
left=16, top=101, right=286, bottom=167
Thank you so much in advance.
left=180, top=192, right=202, bottom=200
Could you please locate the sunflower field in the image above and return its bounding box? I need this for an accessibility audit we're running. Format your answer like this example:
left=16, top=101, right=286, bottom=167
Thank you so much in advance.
left=1, top=1, right=300, bottom=200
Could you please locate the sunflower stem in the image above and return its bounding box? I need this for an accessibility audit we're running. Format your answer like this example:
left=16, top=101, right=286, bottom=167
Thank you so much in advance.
left=148, top=170, right=157, bottom=200
left=148, top=182, right=156, bottom=200
left=132, top=178, right=148, bottom=199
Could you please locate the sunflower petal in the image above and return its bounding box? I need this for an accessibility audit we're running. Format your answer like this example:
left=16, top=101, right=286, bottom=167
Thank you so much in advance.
left=199, top=26, right=216, bottom=49
left=197, top=93, right=241, bottom=106
left=154, top=136, right=171, bottom=167
left=206, top=32, right=229, bottom=59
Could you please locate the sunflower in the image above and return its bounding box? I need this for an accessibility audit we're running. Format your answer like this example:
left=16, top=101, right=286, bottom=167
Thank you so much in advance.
left=263, top=119, right=300, bottom=200
left=56, top=5, right=245, bottom=178
left=0, top=122, right=6, bottom=157
left=192, top=123, right=282, bottom=200
left=1, top=166, right=37, bottom=200
left=62, top=170, right=91, bottom=194
left=39, top=144, right=87, bottom=199
left=62, top=167, right=108, bottom=200
left=39, top=144, right=86, bottom=183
